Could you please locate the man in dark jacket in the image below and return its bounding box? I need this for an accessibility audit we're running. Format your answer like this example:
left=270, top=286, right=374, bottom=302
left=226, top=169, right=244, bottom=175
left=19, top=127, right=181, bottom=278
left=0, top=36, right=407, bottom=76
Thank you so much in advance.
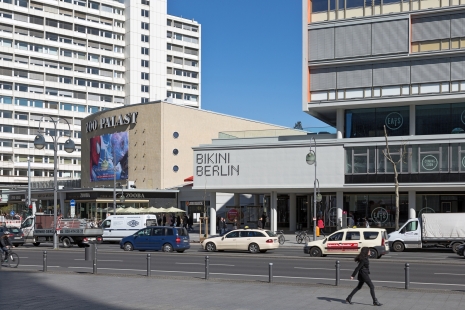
left=162, top=214, right=166, bottom=226
left=0, top=231, right=13, bottom=261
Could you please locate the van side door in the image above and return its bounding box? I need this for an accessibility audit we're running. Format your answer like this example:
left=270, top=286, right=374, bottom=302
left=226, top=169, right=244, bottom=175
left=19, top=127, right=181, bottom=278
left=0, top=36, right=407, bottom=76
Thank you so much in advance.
left=343, top=231, right=361, bottom=253
left=149, top=227, right=165, bottom=250
left=101, top=219, right=112, bottom=240
left=325, top=231, right=345, bottom=254
left=133, top=228, right=152, bottom=249
left=402, top=220, right=421, bottom=248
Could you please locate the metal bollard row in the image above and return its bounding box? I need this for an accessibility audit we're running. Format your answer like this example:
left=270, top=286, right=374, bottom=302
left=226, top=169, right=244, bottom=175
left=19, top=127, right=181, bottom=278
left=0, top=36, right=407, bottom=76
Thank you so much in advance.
left=205, top=256, right=210, bottom=280
left=335, top=260, right=340, bottom=286
left=405, top=263, right=410, bottom=289
left=269, top=263, right=273, bottom=283
left=147, top=254, right=151, bottom=277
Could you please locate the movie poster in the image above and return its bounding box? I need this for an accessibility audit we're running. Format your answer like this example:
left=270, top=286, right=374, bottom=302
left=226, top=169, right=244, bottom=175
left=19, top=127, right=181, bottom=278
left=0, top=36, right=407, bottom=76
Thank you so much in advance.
left=90, top=132, right=129, bottom=182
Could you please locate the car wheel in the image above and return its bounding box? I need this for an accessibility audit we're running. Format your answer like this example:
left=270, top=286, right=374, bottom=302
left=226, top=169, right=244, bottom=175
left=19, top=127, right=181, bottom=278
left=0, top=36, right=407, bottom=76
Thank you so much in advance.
left=123, top=242, right=134, bottom=251
left=309, top=247, right=322, bottom=257
left=62, top=237, right=72, bottom=248
left=392, top=241, right=405, bottom=252
left=163, top=243, right=173, bottom=252
left=176, top=250, right=185, bottom=253
left=369, top=248, right=378, bottom=259
left=259, top=250, right=267, bottom=253
left=248, top=243, right=260, bottom=253
left=205, top=242, right=216, bottom=252
left=452, top=242, right=462, bottom=253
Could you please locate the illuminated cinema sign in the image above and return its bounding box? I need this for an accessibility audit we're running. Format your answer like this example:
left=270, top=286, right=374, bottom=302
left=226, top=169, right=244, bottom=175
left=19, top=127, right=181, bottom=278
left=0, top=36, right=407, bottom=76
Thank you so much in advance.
left=86, top=112, right=138, bottom=133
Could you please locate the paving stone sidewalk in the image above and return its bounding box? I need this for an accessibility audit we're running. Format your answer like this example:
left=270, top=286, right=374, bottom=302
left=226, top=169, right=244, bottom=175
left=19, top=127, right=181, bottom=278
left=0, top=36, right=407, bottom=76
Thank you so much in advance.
left=1, top=270, right=464, bottom=310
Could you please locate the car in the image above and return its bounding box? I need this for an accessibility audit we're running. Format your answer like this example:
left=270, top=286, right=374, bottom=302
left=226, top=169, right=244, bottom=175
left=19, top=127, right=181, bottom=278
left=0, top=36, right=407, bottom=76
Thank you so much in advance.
left=303, top=227, right=389, bottom=259
left=0, top=226, right=25, bottom=247
left=201, top=229, right=279, bottom=253
left=120, top=226, right=190, bottom=253
left=456, top=243, right=465, bottom=257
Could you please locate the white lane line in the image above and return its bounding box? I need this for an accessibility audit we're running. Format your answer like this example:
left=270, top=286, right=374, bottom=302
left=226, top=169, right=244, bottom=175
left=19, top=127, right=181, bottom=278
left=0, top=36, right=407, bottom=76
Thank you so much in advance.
left=18, top=257, right=28, bottom=259
left=434, top=273, right=465, bottom=276
left=21, top=265, right=60, bottom=268
left=294, top=267, right=352, bottom=271
left=175, top=263, right=235, bottom=266
left=73, top=259, right=123, bottom=262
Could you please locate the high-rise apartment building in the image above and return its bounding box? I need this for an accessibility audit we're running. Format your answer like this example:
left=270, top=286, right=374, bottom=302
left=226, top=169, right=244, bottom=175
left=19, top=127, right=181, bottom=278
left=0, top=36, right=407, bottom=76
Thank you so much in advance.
left=0, top=0, right=200, bottom=186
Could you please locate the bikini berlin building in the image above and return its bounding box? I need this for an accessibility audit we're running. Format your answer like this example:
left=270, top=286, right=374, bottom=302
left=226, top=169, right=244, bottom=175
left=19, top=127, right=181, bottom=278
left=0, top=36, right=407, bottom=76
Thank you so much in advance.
left=194, top=0, right=465, bottom=235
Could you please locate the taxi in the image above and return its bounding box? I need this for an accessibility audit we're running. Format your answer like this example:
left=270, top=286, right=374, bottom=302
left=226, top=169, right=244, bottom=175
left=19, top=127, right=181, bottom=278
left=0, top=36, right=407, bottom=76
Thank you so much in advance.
left=303, top=227, right=389, bottom=259
left=201, top=228, right=279, bottom=253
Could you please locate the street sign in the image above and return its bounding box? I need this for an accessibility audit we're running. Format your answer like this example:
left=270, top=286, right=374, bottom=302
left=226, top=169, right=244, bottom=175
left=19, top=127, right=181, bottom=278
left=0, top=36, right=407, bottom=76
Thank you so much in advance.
left=70, top=199, right=76, bottom=218
left=10, top=210, right=15, bottom=217
left=70, top=199, right=75, bottom=207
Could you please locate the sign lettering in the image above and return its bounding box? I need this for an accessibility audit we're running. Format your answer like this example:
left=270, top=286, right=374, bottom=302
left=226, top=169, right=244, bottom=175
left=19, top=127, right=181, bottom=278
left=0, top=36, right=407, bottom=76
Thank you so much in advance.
left=86, top=112, right=138, bottom=133
left=195, top=152, right=239, bottom=177
left=385, top=112, right=403, bottom=130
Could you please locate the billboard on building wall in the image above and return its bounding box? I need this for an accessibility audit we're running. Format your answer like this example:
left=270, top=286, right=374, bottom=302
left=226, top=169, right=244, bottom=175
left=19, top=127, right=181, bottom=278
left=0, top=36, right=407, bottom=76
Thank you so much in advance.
left=90, top=132, right=129, bottom=182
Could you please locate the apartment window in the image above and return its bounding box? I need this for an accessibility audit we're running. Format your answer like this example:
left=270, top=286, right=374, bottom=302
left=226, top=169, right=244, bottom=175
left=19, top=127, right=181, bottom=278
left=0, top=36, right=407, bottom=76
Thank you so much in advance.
left=141, top=97, right=149, bottom=103
left=141, top=60, right=149, bottom=67
left=141, top=72, right=149, bottom=80
left=141, top=35, right=149, bottom=43
left=141, top=9, right=149, bottom=17
left=88, top=1, right=99, bottom=9
left=88, top=54, right=99, bottom=62
left=141, top=22, right=149, bottom=30
left=141, top=85, right=149, bottom=92
left=141, top=47, right=149, bottom=55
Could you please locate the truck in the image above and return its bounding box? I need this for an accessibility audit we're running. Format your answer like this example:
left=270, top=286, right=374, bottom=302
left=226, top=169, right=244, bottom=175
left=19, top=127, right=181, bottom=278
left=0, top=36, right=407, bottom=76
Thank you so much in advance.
left=388, top=213, right=465, bottom=253
left=100, top=214, right=157, bottom=242
left=21, top=213, right=103, bottom=248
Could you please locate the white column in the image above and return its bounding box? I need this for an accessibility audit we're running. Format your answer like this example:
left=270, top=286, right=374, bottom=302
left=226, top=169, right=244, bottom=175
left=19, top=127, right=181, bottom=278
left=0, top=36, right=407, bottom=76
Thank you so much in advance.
left=271, top=191, right=278, bottom=232
left=209, top=192, right=217, bottom=236
left=336, top=108, right=344, bottom=139
left=408, top=190, right=416, bottom=219
left=336, top=191, right=343, bottom=229
left=289, top=193, right=296, bottom=231
left=307, top=194, right=311, bottom=229
left=409, top=105, right=415, bottom=136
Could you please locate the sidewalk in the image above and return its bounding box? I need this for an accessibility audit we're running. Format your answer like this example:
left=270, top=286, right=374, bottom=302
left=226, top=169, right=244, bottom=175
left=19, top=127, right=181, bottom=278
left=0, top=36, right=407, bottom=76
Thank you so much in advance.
left=1, top=270, right=464, bottom=309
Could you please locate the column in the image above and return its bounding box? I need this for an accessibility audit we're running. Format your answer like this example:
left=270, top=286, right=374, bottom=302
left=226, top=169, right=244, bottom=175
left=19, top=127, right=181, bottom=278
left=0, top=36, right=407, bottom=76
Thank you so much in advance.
left=234, top=193, right=240, bottom=207
left=209, top=192, right=217, bottom=236
left=409, top=105, right=415, bottom=136
left=254, top=194, right=260, bottom=206
left=307, top=194, right=311, bottom=229
left=271, top=191, right=278, bottom=232
left=289, top=193, right=296, bottom=232
left=336, top=108, right=344, bottom=139
left=336, top=191, right=343, bottom=229
left=408, top=190, right=416, bottom=219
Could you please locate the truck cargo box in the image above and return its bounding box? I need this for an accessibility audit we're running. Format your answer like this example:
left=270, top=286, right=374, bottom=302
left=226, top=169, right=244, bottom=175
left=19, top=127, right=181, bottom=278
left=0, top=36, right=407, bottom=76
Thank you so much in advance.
left=422, top=213, right=465, bottom=241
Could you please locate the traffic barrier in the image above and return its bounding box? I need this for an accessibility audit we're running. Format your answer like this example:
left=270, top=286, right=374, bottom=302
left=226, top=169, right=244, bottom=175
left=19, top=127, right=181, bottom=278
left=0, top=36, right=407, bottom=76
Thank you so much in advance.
left=43, top=251, right=47, bottom=272
left=205, top=256, right=210, bottom=280
left=335, top=260, right=340, bottom=286
left=147, top=254, right=151, bottom=277
left=269, top=263, right=273, bottom=283
left=405, top=263, right=410, bottom=289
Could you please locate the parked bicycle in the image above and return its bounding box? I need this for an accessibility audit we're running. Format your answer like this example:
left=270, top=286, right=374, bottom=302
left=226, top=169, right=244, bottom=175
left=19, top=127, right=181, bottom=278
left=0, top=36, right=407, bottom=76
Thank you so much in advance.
left=2, top=247, right=19, bottom=268
left=296, top=230, right=310, bottom=244
left=276, top=230, right=285, bottom=245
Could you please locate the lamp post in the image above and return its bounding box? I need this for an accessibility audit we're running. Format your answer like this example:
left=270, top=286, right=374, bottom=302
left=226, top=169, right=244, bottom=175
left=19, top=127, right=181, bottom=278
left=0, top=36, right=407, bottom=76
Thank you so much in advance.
left=112, top=178, right=126, bottom=215
left=33, top=117, right=75, bottom=250
left=306, top=137, right=322, bottom=241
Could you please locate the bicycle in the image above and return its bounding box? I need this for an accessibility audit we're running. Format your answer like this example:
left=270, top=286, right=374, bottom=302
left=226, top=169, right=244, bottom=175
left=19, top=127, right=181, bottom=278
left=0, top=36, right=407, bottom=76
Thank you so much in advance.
left=1, top=247, right=19, bottom=268
left=276, top=230, right=285, bottom=245
left=296, top=230, right=310, bottom=244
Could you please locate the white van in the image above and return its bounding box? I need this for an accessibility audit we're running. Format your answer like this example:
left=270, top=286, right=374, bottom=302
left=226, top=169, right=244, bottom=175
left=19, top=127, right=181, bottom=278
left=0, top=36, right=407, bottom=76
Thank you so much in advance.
left=100, top=214, right=157, bottom=242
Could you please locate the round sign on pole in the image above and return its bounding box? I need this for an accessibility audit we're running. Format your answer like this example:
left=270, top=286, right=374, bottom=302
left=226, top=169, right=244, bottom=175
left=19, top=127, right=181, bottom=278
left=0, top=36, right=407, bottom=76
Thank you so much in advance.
left=227, top=209, right=239, bottom=222
left=10, top=210, right=15, bottom=217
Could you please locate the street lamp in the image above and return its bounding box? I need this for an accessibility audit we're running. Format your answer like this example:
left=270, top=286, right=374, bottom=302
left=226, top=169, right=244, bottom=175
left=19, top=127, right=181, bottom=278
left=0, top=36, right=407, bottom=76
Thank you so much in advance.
left=306, top=137, right=322, bottom=241
left=113, top=179, right=126, bottom=214
left=33, top=117, right=75, bottom=250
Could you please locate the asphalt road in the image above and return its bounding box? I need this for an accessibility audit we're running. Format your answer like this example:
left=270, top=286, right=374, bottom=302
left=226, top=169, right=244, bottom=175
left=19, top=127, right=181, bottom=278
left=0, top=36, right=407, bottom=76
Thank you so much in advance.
left=6, top=243, right=465, bottom=292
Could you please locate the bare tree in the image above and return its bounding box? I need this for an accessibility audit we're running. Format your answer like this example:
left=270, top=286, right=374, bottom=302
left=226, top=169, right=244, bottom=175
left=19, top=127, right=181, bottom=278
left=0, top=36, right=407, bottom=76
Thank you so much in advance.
left=382, top=125, right=409, bottom=230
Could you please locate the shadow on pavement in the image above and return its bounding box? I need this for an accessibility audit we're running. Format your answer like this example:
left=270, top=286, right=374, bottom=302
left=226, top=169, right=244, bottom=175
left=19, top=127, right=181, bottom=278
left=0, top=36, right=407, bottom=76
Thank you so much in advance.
left=316, top=296, right=347, bottom=303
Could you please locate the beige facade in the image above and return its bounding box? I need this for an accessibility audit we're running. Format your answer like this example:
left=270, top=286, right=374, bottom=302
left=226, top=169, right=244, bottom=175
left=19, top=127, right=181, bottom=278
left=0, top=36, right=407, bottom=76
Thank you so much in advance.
left=81, top=101, right=286, bottom=190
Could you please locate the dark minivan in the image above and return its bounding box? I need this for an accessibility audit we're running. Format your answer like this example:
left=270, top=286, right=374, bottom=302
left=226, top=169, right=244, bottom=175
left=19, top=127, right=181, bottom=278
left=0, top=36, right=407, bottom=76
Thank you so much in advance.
left=120, top=226, right=190, bottom=253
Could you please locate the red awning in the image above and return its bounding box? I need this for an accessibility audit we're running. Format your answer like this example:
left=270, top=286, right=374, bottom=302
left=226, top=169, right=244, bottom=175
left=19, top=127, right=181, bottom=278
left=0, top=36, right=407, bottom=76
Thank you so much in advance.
left=184, top=176, right=193, bottom=182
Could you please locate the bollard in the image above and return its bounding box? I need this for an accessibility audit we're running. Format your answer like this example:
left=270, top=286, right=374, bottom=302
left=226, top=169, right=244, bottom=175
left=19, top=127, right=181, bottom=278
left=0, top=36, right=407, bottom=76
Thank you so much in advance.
left=335, top=260, right=340, bottom=286
left=405, top=263, right=410, bottom=289
left=43, top=251, right=47, bottom=272
left=147, top=254, right=151, bottom=277
left=93, top=243, right=97, bottom=274
left=205, top=256, right=210, bottom=280
left=269, top=263, right=273, bottom=283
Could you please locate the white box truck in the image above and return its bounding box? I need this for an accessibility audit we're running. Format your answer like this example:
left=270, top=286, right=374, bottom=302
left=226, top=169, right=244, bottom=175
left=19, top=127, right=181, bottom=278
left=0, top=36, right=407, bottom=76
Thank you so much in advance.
left=388, top=213, right=465, bottom=253
left=100, top=214, right=157, bottom=242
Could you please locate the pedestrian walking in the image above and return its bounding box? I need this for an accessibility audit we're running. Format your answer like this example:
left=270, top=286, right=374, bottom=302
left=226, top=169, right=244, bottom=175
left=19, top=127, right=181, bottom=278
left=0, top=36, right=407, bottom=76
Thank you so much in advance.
left=183, top=215, right=188, bottom=229
left=162, top=214, right=166, bottom=226
left=317, top=217, right=326, bottom=237
left=220, top=217, right=227, bottom=235
left=261, top=212, right=267, bottom=229
left=346, top=247, right=382, bottom=306
left=257, top=217, right=263, bottom=229
left=233, top=217, right=238, bottom=230
left=157, top=216, right=162, bottom=226
left=188, top=215, right=194, bottom=231
left=176, top=215, right=181, bottom=227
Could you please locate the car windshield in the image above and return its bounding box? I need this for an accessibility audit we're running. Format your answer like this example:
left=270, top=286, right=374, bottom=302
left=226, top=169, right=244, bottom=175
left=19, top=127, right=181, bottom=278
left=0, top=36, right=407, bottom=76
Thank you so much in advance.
left=7, top=227, right=20, bottom=233
left=265, top=230, right=277, bottom=237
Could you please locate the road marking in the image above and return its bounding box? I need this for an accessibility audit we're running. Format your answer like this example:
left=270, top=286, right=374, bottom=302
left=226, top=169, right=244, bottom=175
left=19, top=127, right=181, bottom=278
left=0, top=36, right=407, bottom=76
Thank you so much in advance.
left=175, top=263, right=235, bottom=266
left=21, top=265, right=60, bottom=268
left=434, top=273, right=465, bottom=276
left=294, top=267, right=352, bottom=271
left=74, top=259, right=123, bottom=262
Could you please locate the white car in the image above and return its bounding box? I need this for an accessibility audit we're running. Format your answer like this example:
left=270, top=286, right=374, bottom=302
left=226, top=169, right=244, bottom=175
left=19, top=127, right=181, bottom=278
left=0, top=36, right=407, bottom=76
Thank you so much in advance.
left=201, top=229, right=279, bottom=253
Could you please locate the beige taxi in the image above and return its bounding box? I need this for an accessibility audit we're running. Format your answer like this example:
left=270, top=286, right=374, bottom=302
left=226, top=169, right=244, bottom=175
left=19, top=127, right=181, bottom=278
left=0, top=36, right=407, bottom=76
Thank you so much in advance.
left=201, top=229, right=279, bottom=253
left=303, top=228, right=389, bottom=259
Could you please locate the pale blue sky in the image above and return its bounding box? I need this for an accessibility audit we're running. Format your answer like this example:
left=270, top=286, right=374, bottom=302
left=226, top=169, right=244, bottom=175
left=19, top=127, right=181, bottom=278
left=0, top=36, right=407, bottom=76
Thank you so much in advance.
left=168, top=0, right=328, bottom=129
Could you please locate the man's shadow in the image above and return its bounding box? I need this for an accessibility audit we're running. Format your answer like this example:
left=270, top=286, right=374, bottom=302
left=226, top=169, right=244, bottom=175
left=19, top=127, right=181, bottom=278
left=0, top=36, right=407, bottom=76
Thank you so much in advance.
left=316, top=297, right=370, bottom=306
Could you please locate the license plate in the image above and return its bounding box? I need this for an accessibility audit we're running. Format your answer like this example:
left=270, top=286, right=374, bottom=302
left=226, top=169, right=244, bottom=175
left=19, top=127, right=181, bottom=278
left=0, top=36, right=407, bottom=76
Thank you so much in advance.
left=183, top=239, right=188, bottom=242
left=14, top=237, right=21, bottom=239
left=274, top=239, right=277, bottom=243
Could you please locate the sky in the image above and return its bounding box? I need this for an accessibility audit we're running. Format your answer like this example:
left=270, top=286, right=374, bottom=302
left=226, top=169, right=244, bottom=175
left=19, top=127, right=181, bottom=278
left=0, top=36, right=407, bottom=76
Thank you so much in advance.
left=168, top=0, right=328, bottom=130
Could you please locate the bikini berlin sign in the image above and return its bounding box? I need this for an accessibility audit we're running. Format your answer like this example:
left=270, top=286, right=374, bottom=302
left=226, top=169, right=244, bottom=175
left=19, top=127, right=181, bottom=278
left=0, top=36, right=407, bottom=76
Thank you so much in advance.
left=196, top=152, right=240, bottom=177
